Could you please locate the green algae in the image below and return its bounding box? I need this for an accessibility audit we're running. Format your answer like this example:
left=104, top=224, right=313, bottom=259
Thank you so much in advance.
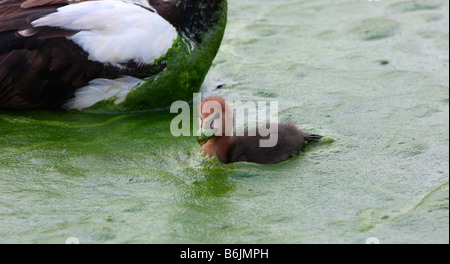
left=85, top=1, right=228, bottom=112
left=350, top=18, right=401, bottom=41
left=124, top=26, right=225, bottom=111
left=0, top=0, right=449, bottom=244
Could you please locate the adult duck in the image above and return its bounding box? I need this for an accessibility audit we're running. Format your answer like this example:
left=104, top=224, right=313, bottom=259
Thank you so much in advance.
left=0, top=0, right=227, bottom=110
left=197, top=96, right=323, bottom=164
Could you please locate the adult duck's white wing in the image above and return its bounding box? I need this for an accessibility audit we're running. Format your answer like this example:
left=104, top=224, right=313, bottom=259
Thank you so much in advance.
left=21, top=0, right=177, bottom=66
left=0, top=0, right=178, bottom=109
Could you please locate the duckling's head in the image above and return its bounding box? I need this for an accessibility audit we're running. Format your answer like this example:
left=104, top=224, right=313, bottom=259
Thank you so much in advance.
left=197, top=96, right=233, bottom=145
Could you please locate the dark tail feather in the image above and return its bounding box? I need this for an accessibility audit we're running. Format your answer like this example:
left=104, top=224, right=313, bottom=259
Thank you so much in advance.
left=305, top=134, right=323, bottom=142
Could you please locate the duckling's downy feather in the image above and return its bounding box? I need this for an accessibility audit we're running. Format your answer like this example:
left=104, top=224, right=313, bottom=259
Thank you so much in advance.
left=227, top=123, right=321, bottom=165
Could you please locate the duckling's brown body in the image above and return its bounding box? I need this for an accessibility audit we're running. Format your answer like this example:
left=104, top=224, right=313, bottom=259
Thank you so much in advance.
left=226, top=123, right=322, bottom=164
left=198, top=96, right=322, bottom=165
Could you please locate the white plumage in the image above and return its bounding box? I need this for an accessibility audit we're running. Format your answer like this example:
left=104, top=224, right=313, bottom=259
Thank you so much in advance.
left=23, top=0, right=178, bottom=66
left=0, top=0, right=227, bottom=110
left=64, top=76, right=144, bottom=110
left=17, top=0, right=179, bottom=110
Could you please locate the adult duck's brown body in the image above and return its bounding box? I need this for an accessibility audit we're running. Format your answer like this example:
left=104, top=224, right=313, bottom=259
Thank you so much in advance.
left=198, top=97, right=323, bottom=165
left=0, top=0, right=227, bottom=110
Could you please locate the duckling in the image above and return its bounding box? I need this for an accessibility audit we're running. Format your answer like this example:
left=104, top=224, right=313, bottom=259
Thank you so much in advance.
left=197, top=96, right=323, bottom=164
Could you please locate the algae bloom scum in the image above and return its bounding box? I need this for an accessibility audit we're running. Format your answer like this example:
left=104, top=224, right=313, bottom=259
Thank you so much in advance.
left=0, top=0, right=448, bottom=244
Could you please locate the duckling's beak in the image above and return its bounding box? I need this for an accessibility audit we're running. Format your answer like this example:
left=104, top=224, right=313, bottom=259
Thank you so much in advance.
left=196, top=129, right=215, bottom=146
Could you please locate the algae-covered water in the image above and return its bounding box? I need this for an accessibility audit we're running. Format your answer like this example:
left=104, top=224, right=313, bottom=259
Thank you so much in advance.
left=0, top=0, right=449, bottom=243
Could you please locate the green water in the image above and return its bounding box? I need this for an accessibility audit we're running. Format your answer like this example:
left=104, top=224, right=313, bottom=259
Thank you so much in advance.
left=1, top=0, right=448, bottom=243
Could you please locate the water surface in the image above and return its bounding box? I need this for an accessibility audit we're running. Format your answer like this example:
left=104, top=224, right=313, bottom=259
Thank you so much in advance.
left=0, top=0, right=449, bottom=243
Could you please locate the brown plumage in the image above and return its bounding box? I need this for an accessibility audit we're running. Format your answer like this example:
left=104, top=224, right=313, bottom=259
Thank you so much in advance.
left=227, top=123, right=323, bottom=164
left=0, top=0, right=220, bottom=109
left=0, top=0, right=172, bottom=109
left=198, top=97, right=323, bottom=165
